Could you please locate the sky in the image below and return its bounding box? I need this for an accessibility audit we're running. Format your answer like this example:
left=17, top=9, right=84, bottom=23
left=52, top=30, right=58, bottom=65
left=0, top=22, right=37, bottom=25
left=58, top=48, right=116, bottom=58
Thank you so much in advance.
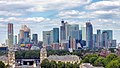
left=0, top=0, right=120, bottom=44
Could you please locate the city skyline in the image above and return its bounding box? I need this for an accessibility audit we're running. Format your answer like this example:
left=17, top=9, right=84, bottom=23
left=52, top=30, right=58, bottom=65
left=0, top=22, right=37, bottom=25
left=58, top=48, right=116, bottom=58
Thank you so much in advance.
left=0, top=0, right=120, bottom=43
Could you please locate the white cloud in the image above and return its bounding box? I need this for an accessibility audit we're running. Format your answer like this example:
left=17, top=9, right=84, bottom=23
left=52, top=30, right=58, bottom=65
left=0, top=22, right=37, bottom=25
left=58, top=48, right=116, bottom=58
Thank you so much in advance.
left=86, top=0, right=120, bottom=10
left=0, top=0, right=91, bottom=13
left=0, top=17, right=50, bottom=23
left=0, top=11, right=23, bottom=16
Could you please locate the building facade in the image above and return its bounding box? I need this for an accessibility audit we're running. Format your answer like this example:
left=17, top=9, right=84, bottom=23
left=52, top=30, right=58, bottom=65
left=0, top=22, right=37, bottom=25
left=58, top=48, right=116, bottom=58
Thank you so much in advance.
left=86, top=22, right=93, bottom=49
left=8, top=23, right=14, bottom=47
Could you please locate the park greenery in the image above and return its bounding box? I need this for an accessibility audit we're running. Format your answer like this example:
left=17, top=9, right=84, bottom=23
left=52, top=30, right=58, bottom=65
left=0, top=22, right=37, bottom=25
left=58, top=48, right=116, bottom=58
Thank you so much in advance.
left=15, top=50, right=40, bottom=59
left=41, top=59, right=79, bottom=68
left=15, top=50, right=86, bottom=59
left=81, top=53, right=120, bottom=68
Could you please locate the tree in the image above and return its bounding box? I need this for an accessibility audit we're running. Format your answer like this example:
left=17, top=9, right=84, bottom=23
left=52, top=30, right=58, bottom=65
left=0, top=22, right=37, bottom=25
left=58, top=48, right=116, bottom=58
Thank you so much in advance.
left=82, top=54, right=98, bottom=63
left=50, top=60, right=57, bottom=68
left=103, top=53, right=118, bottom=66
left=57, top=61, right=65, bottom=68
left=89, top=57, right=98, bottom=64
left=0, top=61, right=5, bottom=68
left=94, top=57, right=104, bottom=66
left=105, top=60, right=120, bottom=68
left=41, top=59, right=50, bottom=68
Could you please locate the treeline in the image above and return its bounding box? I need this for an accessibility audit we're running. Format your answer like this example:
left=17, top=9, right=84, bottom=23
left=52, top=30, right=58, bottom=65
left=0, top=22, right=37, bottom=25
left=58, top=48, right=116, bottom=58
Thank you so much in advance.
left=47, top=50, right=83, bottom=57
left=81, top=53, right=120, bottom=68
left=15, top=50, right=84, bottom=59
left=15, top=50, right=40, bottom=59
left=41, top=59, right=79, bottom=68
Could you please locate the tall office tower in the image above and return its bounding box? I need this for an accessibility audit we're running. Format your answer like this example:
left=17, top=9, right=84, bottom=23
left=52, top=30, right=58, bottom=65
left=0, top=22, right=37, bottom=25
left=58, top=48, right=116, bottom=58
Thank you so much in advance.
left=43, top=31, right=52, bottom=46
left=50, top=30, right=53, bottom=44
left=65, top=24, right=70, bottom=40
left=53, top=28, right=59, bottom=43
left=60, top=20, right=68, bottom=41
left=19, top=25, right=31, bottom=44
left=97, top=30, right=102, bottom=48
left=86, top=22, right=93, bottom=49
left=70, top=38, right=76, bottom=50
left=18, top=34, right=20, bottom=41
left=102, top=30, right=113, bottom=49
left=69, top=24, right=79, bottom=40
left=20, top=30, right=24, bottom=39
left=108, top=40, right=116, bottom=48
left=32, top=34, right=38, bottom=44
left=81, top=26, right=86, bottom=41
left=102, top=31, right=108, bottom=48
left=8, top=23, right=14, bottom=47
left=93, top=34, right=97, bottom=49
left=14, top=35, right=17, bottom=45
left=79, top=30, right=82, bottom=41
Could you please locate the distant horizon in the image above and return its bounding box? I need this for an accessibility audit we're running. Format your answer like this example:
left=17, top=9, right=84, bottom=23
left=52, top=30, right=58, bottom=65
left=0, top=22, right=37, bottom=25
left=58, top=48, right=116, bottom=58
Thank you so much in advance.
left=0, top=0, right=120, bottom=44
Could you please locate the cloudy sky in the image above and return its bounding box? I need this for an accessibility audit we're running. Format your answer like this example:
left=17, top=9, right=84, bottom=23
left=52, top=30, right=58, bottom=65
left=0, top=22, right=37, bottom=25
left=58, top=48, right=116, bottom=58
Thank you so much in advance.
left=0, top=0, right=120, bottom=44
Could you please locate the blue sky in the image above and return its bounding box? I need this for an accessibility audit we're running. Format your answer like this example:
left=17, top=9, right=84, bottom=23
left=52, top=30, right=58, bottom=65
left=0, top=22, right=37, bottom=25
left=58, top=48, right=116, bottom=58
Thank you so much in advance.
left=0, top=0, right=120, bottom=44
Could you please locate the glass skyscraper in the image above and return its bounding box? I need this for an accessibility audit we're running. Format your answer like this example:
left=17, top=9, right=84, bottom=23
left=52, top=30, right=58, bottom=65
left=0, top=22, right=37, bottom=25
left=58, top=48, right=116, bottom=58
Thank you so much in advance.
left=86, top=22, right=93, bottom=49
left=8, top=23, right=14, bottom=47
left=53, top=28, right=59, bottom=43
left=32, top=34, right=38, bottom=44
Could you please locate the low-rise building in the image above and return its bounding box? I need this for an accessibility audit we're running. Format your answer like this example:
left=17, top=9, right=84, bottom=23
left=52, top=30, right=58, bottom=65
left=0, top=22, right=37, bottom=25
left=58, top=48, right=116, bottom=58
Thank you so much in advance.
left=47, top=55, right=80, bottom=64
left=80, top=63, right=104, bottom=68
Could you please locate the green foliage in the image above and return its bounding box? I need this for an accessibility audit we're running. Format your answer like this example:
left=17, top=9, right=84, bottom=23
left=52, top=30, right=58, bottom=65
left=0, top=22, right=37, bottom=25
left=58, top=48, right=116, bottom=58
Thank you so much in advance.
left=81, top=53, right=120, bottom=68
left=93, top=57, right=104, bottom=66
left=41, top=59, right=50, bottom=68
left=105, top=60, right=120, bottom=68
left=103, top=53, right=118, bottom=66
left=82, top=54, right=98, bottom=63
left=15, top=50, right=40, bottom=59
left=41, top=59, right=80, bottom=68
left=0, top=61, right=5, bottom=68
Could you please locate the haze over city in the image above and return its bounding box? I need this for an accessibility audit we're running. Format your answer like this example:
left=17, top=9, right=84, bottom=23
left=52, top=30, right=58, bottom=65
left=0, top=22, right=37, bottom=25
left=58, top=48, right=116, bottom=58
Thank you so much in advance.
left=0, top=0, right=120, bottom=43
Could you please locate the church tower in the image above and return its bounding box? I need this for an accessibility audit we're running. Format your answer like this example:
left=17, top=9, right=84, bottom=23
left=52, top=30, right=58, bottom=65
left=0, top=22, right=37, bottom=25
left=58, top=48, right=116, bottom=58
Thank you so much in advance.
left=40, top=46, right=47, bottom=64
left=8, top=51, right=15, bottom=68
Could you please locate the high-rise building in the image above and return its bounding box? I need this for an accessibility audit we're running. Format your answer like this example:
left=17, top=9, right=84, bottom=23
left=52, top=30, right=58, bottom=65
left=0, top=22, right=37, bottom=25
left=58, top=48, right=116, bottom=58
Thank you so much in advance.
left=69, top=24, right=79, bottom=40
left=70, top=38, right=76, bottom=50
left=97, top=29, right=102, bottom=48
left=14, top=35, right=17, bottom=45
left=8, top=23, right=14, bottom=47
left=93, top=34, right=97, bottom=49
left=18, top=25, right=31, bottom=45
left=43, top=31, right=52, bottom=46
left=102, top=31, right=108, bottom=48
left=79, top=30, right=82, bottom=41
left=81, top=26, right=86, bottom=41
left=102, top=30, right=113, bottom=49
left=86, top=22, right=93, bottom=49
left=60, top=20, right=67, bottom=41
left=53, top=28, right=59, bottom=43
left=32, top=34, right=38, bottom=44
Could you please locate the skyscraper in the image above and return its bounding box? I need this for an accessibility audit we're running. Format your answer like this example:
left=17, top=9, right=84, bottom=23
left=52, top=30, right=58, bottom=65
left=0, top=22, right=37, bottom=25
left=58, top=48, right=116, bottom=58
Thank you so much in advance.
left=102, top=30, right=113, bottom=49
left=81, top=26, right=86, bottom=41
left=53, top=28, right=59, bottom=43
left=86, top=22, right=93, bottom=49
left=43, top=31, right=52, bottom=46
left=60, top=20, right=67, bottom=41
left=69, top=24, right=79, bottom=40
left=97, top=29, right=102, bottom=48
left=32, top=34, right=38, bottom=44
left=93, top=34, right=97, bottom=49
left=18, top=25, right=31, bottom=45
left=14, top=35, right=17, bottom=45
left=8, top=23, right=14, bottom=47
